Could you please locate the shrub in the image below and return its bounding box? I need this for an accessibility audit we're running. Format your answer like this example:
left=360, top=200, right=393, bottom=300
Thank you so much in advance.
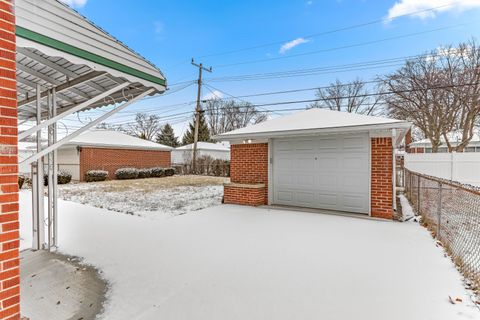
left=18, top=176, right=25, bottom=189
left=150, top=167, right=165, bottom=178
left=85, top=170, right=109, bottom=182
left=44, top=170, right=72, bottom=186
left=115, top=167, right=139, bottom=180
left=164, top=167, right=175, bottom=177
left=138, top=168, right=152, bottom=179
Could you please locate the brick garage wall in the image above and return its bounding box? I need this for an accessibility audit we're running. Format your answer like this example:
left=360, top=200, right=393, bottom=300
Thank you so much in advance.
left=224, top=143, right=268, bottom=206
left=0, top=1, right=21, bottom=318
left=371, top=137, right=394, bottom=219
left=224, top=185, right=265, bottom=206
left=80, top=147, right=171, bottom=181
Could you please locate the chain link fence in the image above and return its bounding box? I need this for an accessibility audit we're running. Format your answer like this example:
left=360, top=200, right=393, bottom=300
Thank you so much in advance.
left=405, top=169, right=480, bottom=295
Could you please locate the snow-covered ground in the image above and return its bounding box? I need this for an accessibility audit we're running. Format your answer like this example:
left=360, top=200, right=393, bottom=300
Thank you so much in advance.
left=20, top=191, right=479, bottom=320
left=57, top=175, right=227, bottom=218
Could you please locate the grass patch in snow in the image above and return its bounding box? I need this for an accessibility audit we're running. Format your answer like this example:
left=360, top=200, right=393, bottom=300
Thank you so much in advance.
left=58, top=175, right=228, bottom=218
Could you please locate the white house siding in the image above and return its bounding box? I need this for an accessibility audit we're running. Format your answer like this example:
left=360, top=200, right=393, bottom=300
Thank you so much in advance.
left=405, top=153, right=480, bottom=187
left=57, top=147, right=81, bottom=181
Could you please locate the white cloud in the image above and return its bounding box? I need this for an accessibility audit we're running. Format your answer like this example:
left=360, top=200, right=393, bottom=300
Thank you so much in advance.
left=60, top=0, right=88, bottom=8
left=203, top=90, right=223, bottom=101
left=279, top=38, right=309, bottom=54
left=386, top=0, right=480, bottom=21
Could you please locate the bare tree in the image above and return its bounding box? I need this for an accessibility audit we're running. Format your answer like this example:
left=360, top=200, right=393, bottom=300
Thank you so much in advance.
left=309, top=78, right=382, bottom=115
left=384, top=40, right=480, bottom=152
left=127, top=113, right=161, bottom=141
left=205, top=99, right=267, bottom=136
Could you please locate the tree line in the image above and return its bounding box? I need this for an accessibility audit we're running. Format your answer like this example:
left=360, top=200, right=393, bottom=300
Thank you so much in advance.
left=309, top=39, right=480, bottom=152
left=97, top=99, right=267, bottom=148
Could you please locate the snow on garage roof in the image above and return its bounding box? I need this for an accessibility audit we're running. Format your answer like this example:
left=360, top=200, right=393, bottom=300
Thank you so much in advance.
left=62, top=130, right=172, bottom=151
left=175, top=142, right=230, bottom=151
left=216, top=108, right=411, bottom=140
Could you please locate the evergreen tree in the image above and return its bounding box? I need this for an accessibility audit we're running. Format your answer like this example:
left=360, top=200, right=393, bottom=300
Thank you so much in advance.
left=182, top=112, right=211, bottom=145
left=156, top=123, right=179, bottom=147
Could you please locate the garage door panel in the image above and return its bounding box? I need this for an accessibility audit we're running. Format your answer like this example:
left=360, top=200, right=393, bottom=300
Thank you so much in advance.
left=295, top=139, right=316, bottom=151
left=296, top=192, right=315, bottom=205
left=273, top=133, right=370, bottom=214
left=317, top=192, right=339, bottom=207
left=296, top=157, right=316, bottom=170
left=296, top=174, right=316, bottom=188
left=342, top=194, right=368, bottom=213
left=317, top=156, right=338, bottom=171
left=342, top=155, right=368, bottom=171
left=343, top=136, right=368, bottom=150
left=341, top=175, right=368, bottom=191
left=277, top=191, right=294, bottom=202
left=318, top=174, right=338, bottom=189
left=277, top=157, right=294, bottom=170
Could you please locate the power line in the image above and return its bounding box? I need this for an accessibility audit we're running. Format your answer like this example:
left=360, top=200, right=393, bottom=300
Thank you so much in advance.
left=213, top=24, right=465, bottom=68
left=197, top=2, right=462, bottom=59
left=97, top=81, right=480, bottom=128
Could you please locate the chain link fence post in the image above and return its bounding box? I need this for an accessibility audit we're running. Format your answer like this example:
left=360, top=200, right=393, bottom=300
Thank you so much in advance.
left=437, top=181, right=442, bottom=241
left=417, top=175, right=421, bottom=214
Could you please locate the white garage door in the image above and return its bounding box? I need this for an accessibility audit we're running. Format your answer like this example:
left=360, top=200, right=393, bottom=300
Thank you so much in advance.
left=272, top=134, right=370, bottom=214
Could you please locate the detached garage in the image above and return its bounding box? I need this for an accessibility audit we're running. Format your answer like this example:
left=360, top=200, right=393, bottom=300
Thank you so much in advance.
left=216, top=109, right=411, bottom=219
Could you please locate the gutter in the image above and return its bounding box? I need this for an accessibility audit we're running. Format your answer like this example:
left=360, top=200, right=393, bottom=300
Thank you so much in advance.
left=215, top=122, right=412, bottom=141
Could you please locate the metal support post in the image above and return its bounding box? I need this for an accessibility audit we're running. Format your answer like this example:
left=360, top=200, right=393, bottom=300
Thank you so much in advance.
left=437, top=182, right=442, bottom=240
left=33, top=84, right=45, bottom=250
left=47, top=89, right=55, bottom=249
left=417, top=175, right=421, bottom=214
left=52, top=88, right=58, bottom=247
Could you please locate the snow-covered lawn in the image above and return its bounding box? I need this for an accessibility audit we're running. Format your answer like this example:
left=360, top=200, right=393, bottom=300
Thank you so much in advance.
left=57, top=175, right=228, bottom=218
left=20, top=191, right=479, bottom=320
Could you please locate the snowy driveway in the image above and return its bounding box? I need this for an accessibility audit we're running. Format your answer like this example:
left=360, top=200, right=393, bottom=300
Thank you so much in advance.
left=19, top=191, right=479, bottom=320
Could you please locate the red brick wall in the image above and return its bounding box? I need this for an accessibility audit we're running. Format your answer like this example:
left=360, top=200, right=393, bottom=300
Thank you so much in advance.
left=224, top=186, right=266, bottom=206
left=0, top=1, right=21, bottom=318
left=80, top=147, right=171, bottom=181
left=371, top=138, right=394, bottom=219
left=224, top=143, right=268, bottom=206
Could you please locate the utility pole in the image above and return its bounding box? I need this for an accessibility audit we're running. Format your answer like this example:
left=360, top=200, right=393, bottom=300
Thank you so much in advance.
left=191, top=58, right=212, bottom=173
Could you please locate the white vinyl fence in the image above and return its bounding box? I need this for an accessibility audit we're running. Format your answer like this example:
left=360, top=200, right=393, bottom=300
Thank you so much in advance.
left=404, top=153, right=480, bottom=187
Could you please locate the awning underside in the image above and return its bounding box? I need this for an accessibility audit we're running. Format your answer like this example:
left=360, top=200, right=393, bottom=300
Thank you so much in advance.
left=16, top=46, right=160, bottom=122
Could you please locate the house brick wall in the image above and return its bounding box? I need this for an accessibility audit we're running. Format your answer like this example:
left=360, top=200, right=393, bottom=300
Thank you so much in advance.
left=371, top=137, right=394, bottom=219
left=0, top=1, right=20, bottom=318
left=224, top=143, right=268, bottom=206
left=80, top=147, right=171, bottom=181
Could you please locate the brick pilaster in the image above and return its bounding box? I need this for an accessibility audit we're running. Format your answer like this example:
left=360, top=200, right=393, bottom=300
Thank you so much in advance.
left=0, top=0, right=20, bottom=319
left=371, top=138, right=394, bottom=219
left=224, top=143, right=268, bottom=206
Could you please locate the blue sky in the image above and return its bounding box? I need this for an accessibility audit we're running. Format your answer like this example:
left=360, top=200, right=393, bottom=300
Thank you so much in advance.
left=61, top=0, right=480, bottom=138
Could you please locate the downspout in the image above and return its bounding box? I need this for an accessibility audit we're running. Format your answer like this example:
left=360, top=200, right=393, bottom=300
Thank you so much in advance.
left=392, top=129, right=397, bottom=212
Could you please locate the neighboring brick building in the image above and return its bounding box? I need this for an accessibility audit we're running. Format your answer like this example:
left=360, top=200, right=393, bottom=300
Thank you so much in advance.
left=217, top=108, right=411, bottom=220
left=56, top=130, right=172, bottom=181
left=0, top=0, right=20, bottom=318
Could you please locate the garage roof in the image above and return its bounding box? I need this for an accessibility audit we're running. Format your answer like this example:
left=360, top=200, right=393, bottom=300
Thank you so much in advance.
left=217, top=108, right=411, bottom=140
left=62, top=130, right=172, bottom=151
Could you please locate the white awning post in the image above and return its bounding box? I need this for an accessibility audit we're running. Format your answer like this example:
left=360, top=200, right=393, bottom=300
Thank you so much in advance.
left=32, top=84, right=45, bottom=250
left=47, top=89, right=55, bottom=250
left=52, top=88, right=58, bottom=248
